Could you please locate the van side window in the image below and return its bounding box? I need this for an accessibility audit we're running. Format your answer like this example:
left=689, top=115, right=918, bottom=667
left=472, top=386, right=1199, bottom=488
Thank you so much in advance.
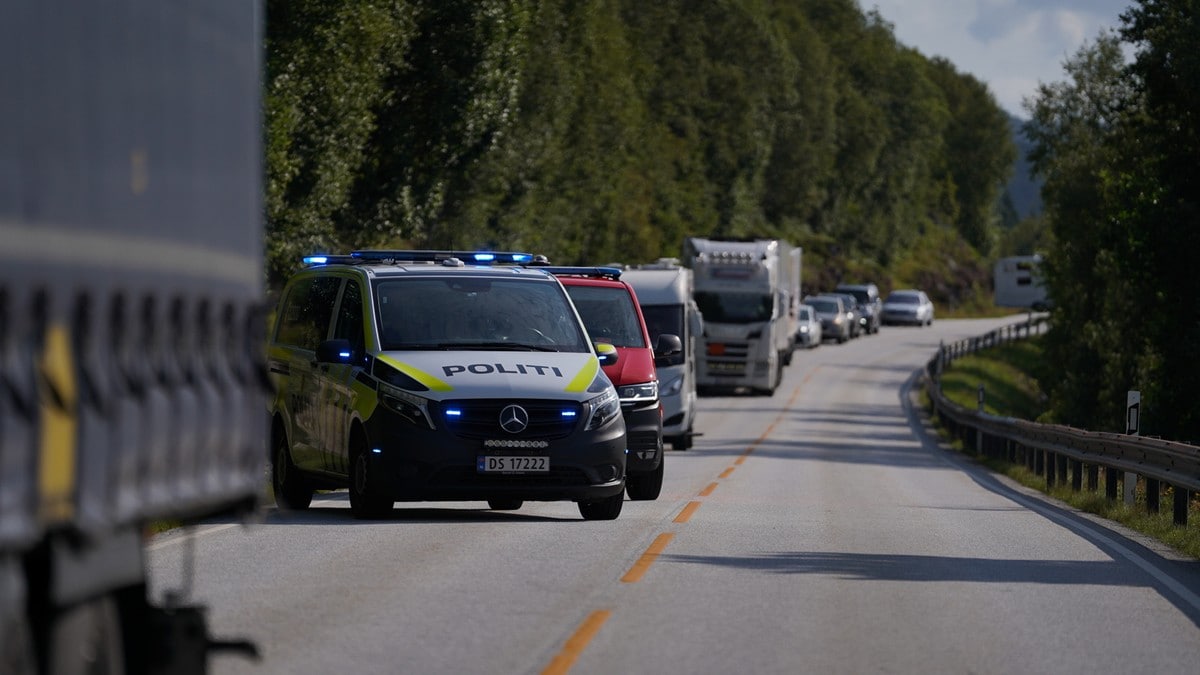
left=276, top=276, right=341, bottom=350
left=333, top=280, right=365, bottom=353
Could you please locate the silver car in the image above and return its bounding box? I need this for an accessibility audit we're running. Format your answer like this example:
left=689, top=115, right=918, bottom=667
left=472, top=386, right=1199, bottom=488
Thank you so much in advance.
left=794, top=303, right=822, bottom=348
left=881, top=289, right=935, bottom=326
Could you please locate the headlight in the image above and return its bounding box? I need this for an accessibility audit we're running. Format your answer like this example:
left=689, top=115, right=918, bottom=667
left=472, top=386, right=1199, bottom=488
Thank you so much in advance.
left=618, top=381, right=658, bottom=403
left=833, top=315, right=844, bottom=325
left=661, top=374, right=684, bottom=397
left=378, top=382, right=436, bottom=429
left=798, top=325, right=809, bottom=334
left=585, top=387, right=620, bottom=430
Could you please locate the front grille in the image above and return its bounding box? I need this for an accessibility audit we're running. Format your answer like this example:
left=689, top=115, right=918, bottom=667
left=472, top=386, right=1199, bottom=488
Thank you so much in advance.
left=705, top=359, right=746, bottom=376
left=436, top=399, right=582, bottom=440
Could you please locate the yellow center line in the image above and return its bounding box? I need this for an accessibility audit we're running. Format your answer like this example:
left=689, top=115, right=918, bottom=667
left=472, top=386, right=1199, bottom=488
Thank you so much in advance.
left=674, top=501, right=702, bottom=523
left=699, top=482, right=718, bottom=497
left=719, top=466, right=736, bottom=479
left=541, top=610, right=612, bottom=675
left=621, top=533, right=674, bottom=583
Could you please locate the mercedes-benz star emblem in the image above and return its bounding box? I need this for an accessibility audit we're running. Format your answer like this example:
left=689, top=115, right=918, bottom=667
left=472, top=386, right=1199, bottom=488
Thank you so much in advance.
left=499, top=404, right=529, bottom=434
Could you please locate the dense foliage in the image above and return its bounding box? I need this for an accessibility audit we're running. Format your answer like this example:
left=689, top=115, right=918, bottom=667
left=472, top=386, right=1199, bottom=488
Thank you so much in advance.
left=1024, top=0, right=1199, bottom=441
left=264, top=0, right=1016, bottom=302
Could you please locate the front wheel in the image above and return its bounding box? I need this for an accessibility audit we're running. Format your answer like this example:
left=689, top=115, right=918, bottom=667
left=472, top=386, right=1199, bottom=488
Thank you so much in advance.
left=273, top=432, right=313, bottom=511
left=626, top=457, right=664, bottom=501
left=349, top=440, right=393, bottom=519
left=578, top=492, right=623, bottom=520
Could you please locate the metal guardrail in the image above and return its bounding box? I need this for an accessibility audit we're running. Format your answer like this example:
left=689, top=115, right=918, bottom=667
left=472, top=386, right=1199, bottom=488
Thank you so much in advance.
left=924, top=315, right=1200, bottom=526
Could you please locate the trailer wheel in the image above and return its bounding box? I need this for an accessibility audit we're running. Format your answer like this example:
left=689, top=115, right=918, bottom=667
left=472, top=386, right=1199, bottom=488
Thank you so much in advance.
left=47, top=595, right=124, bottom=675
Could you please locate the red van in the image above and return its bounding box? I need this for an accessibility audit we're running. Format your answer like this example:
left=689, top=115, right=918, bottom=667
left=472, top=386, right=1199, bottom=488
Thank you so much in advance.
left=554, top=268, right=681, bottom=500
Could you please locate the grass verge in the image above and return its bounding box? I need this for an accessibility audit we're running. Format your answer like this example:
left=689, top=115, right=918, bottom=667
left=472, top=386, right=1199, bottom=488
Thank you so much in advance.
left=929, top=338, right=1200, bottom=560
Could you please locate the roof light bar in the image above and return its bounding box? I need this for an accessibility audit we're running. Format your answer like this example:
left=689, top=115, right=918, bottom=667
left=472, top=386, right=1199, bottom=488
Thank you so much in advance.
left=351, top=250, right=535, bottom=265
left=536, top=266, right=623, bottom=280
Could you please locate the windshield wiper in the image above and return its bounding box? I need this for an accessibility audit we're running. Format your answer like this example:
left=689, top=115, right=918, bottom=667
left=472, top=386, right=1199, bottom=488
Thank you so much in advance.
left=459, top=341, right=561, bottom=352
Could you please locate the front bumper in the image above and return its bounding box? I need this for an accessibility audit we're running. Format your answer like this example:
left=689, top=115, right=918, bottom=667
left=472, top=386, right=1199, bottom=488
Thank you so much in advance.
left=622, top=400, right=662, bottom=474
left=364, top=403, right=627, bottom=503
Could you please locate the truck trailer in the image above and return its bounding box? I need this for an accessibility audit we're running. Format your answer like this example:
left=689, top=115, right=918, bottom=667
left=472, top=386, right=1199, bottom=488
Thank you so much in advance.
left=682, top=238, right=801, bottom=396
left=1, top=3, right=268, bottom=673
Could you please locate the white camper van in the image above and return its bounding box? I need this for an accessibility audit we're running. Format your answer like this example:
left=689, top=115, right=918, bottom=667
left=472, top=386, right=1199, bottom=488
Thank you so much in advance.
left=622, top=259, right=704, bottom=450
left=994, top=254, right=1052, bottom=310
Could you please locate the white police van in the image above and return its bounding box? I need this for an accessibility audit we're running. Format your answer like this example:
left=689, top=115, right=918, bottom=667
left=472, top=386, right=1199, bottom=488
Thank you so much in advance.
left=267, top=251, right=628, bottom=520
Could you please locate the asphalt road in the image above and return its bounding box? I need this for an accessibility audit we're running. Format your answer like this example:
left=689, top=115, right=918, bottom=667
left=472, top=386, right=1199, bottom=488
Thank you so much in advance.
left=145, top=316, right=1200, bottom=674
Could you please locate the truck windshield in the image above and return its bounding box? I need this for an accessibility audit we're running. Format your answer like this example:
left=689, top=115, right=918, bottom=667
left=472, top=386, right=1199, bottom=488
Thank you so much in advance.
left=694, top=291, right=772, bottom=323
left=374, top=277, right=589, bottom=351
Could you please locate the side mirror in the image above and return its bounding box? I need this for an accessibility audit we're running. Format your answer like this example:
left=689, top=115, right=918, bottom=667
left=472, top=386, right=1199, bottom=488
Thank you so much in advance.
left=654, top=333, right=682, bottom=366
left=594, top=341, right=619, bottom=367
left=316, top=338, right=355, bottom=365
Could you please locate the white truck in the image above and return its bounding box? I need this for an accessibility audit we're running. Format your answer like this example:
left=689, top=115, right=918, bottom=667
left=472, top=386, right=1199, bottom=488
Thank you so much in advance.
left=621, top=259, right=705, bottom=450
left=994, top=254, right=1052, bottom=311
left=682, top=238, right=801, bottom=395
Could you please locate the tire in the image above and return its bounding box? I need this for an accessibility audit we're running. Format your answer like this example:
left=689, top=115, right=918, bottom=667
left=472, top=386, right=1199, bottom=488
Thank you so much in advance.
left=47, top=596, right=124, bottom=675
left=273, top=431, right=313, bottom=511
left=578, top=492, right=623, bottom=520
left=626, top=456, right=664, bottom=501
left=672, top=431, right=693, bottom=451
left=349, top=435, right=393, bottom=519
left=487, top=499, right=523, bottom=510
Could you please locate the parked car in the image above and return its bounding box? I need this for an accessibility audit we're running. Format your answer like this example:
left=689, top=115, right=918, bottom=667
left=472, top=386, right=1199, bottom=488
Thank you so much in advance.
left=881, top=289, right=935, bottom=326
left=828, top=292, right=863, bottom=338
left=794, top=303, right=822, bottom=348
left=835, top=282, right=882, bottom=334
left=803, top=295, right=850, bottom=343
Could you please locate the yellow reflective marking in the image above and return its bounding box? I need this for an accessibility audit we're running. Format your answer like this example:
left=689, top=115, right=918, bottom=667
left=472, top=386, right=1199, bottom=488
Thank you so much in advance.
left=37, top=325, right=78, bottom=522
left=375, top=354, right=454, bottom=392
left=564, top=357, right=599, bottom=393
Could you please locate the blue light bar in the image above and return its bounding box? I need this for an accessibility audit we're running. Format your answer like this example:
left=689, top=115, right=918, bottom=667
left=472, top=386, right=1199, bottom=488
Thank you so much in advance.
left=537, top=266, right=623, bottom=280
left=474, top=253, right=496, bottom=262
left=303, top=255, right=329, bottom=265
left=350, top=250, right=536, bottom=265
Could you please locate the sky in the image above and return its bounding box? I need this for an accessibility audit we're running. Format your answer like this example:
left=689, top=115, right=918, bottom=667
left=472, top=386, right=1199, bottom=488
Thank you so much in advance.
left=864, top=1, right=1134, bottom=118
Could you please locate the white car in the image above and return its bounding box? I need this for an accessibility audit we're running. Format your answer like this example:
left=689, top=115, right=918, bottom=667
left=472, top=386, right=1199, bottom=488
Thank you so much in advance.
left=794, top=304, right=822, bottom=348
left=881, top=289, right=934, bottom=326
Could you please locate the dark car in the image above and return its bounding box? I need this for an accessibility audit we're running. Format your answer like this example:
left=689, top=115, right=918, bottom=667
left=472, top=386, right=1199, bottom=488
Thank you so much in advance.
left=835, top=283, right=882, bottom=335
left=803, top=295, right=850, bottom=343
left=267, top=250, right=629, bottom=521
left=828, top=292, right=863, bottom=338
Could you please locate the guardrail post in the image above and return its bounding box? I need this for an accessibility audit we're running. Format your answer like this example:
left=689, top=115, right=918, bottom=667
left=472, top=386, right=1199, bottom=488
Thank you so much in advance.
left=1147, top=479, right=1161, bottom=513
left=1045, top=451, right=1056, bottom=488
left=1106, top=467, right=1119, bottom=501
left=1071, top=459, right=1083, bottom=492
left=1057, top=454, right=1068, bottom=486
left=1087, top=464, right=1098, bottom=492
left=1174, top=489, right=1190, bottom=526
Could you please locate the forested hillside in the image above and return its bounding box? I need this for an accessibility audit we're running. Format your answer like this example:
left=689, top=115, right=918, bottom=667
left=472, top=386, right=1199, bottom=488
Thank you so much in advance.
left=264, top=0, right=1016, bottom=303
left=1024, top=1, right=1200, bottom=442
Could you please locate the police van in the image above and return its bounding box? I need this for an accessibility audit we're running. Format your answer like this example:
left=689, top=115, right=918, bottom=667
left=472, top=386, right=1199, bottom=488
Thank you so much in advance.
left=267, top=251, right=628, bottom=520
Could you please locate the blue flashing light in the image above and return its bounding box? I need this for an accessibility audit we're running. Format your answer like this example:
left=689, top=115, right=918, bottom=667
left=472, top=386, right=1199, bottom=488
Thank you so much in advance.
left=303, top=255, right=329, bottom=265
left=561, top=410, right=577, bottom=418
left=445, top=408, right=463, bottom=418
left=338, top=351, right=352, bottom=359
left=372, top=448, right=382, bottom=454
left=473, top=253, right=496, bottom=262
left=512, top=253, right=533, bottom=263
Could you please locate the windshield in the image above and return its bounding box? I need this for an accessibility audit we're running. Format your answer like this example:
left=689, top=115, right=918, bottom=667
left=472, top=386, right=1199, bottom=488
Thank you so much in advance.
left=840, top=288, right=870, bottom=304
left=374, top=277, right=589, bottom=351
left=694, top=291, right=772, bottom=324
left=797, top=307, right=812, bottom=321
left=886, top=293, right=919, bottom=305
left=563, top=285, right=647, bottom=348
left=806, top=297, right=838, bottom=314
